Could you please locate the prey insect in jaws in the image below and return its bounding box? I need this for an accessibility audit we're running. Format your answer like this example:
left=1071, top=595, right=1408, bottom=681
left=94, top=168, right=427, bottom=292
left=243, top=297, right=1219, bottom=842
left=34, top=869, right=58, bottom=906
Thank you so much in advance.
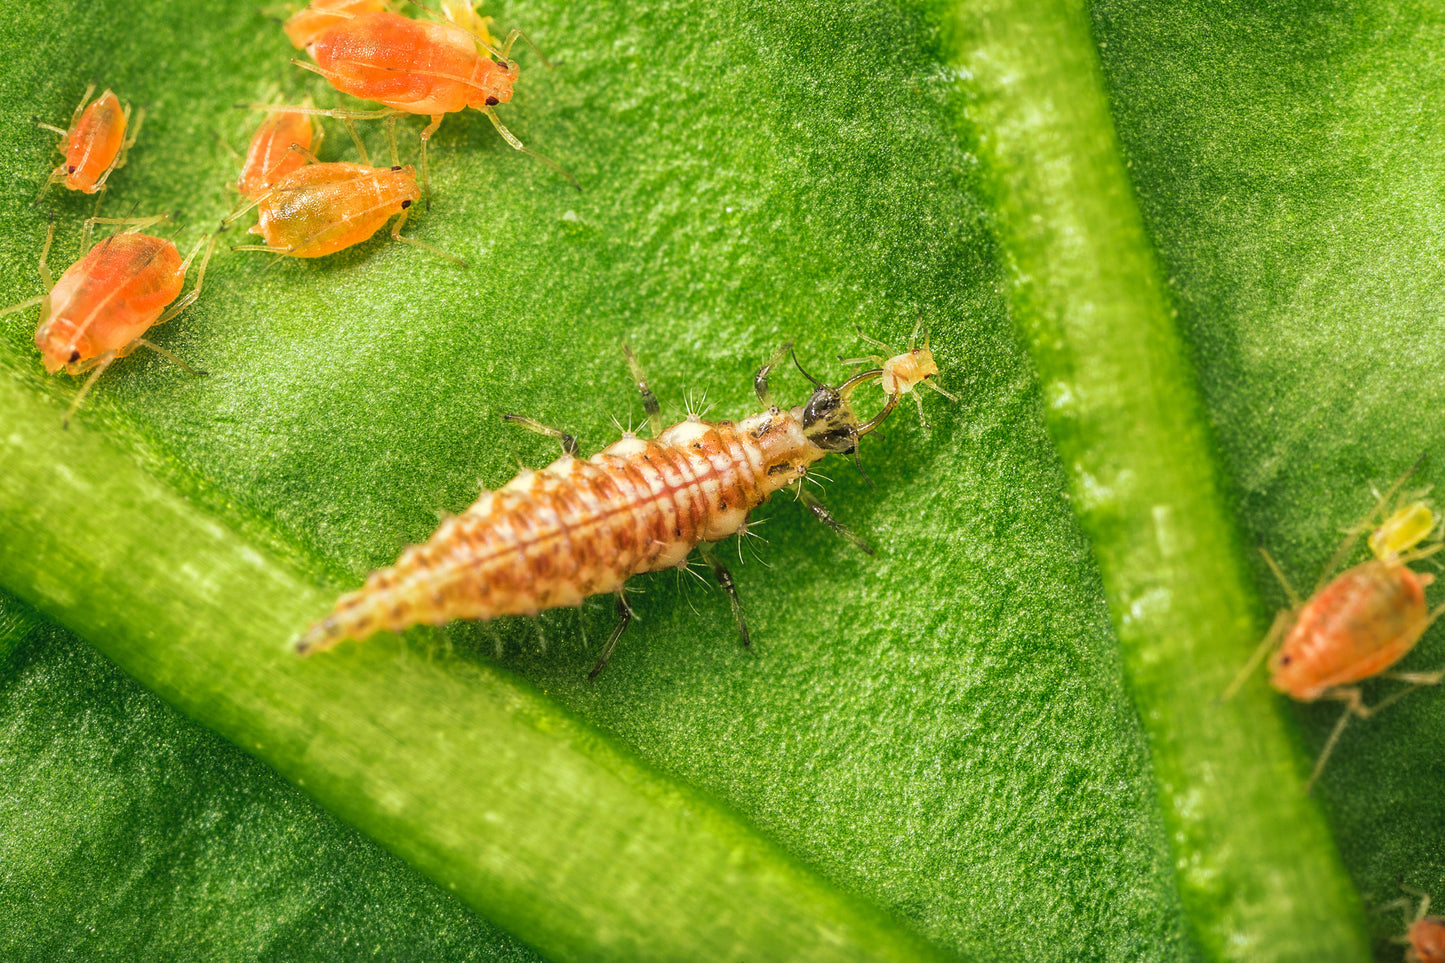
left=1224, top=464, right=1445, bottom=791
left=296, top=341, right=950, bottom=676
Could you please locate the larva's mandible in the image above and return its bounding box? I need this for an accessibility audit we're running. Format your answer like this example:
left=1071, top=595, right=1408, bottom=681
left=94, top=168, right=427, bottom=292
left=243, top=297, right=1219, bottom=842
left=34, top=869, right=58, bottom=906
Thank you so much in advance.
left=298, top=337, right=950, bottom=675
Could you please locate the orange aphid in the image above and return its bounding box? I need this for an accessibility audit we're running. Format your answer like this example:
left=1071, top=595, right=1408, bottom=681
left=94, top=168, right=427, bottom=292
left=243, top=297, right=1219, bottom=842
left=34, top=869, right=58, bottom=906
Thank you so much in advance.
left=1226, top=468, right=1445, bottom=790
left=225, top=157, right=459, bottom=263
left=236, top=109, right=317, bottom=198
left=283, top=0, right=390, bottom=50
left=260, top=2, right=574, bottom=191
left=0, top=217, right=214, bottom=426
left=1379, top=889, right=1445, bottom=963
left=36, top=84, right=142, bottom=197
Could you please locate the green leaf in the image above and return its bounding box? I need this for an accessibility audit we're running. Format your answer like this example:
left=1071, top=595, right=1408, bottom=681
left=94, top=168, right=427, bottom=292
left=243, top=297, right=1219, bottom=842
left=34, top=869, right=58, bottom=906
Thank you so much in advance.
left=0, top=0, right=1438, bottom=960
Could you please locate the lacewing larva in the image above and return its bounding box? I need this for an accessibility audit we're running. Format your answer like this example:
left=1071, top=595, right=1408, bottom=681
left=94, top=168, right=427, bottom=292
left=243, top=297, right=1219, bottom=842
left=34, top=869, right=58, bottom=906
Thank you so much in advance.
left=297, top=341, right=951, bottom=676
left=1225, top=464, right=1445, bottom=790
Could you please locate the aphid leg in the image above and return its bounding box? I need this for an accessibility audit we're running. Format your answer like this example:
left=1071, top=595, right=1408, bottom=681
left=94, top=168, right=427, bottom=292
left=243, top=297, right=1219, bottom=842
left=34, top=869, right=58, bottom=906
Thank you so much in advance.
left=476, top=105, right=580, bottom=191
left=1221, top=607, right=1292, bottom=701
left=155, top=236, right=217, bottom=325
left=1305, top=674, right=1442, bottom=793
left=1313, top=461, right=1426, bottom=594
left=699, top=545, right=751, bottom=648
left=286, top=142, right=324, bottom=165
left=588, top=590, right=633, bottom=680
left=623, top=343, right=662, bottom=437
left=501, top=413, right=579, bottom=456
left=62, top=350, right=118, bottom=429
left=340, top=118, right=371, bottom=166
left=385, top=114, right=400, bottom=168
left=1259, top=546, right=1304, bottom=607
left=94, top=104, right=144, bottom=191
left=69, top=83, right=96, bottom=129
left=388, top=207, right=468, bottom=268
left=134, top=339, right=208, bottom=377
left=418, top=114, right=443, bottom=209
left=791, top=480, right=875, bottom=555
left=37, top=216, right=56, bottom=290
left=753, top=342, right=794, bottom=406
left=1306, top=687, right=1365, bottom=793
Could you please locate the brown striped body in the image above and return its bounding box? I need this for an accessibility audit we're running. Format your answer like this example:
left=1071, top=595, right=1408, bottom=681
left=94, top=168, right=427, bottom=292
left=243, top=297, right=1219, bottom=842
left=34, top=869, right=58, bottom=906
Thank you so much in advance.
left=299, top=406, right=825, bottom=652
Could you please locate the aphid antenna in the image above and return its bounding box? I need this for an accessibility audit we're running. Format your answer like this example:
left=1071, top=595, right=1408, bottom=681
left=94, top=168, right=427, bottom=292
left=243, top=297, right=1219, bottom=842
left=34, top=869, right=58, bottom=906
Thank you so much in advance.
left=476, top=106, right=580, bottom=191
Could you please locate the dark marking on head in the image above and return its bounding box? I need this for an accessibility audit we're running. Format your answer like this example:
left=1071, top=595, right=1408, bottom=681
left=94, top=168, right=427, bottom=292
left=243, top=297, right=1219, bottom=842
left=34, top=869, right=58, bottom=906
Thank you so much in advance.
left=400, top=199, right=412, bottom=209
left=802, top=384, right=860, bottom=453
left=68, top=350, right=81, bottom=363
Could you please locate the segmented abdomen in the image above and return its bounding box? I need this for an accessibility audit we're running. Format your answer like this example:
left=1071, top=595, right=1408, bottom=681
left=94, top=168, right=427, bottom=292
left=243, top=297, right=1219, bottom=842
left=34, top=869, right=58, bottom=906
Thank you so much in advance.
left=298, top=407, right=820, bottom=653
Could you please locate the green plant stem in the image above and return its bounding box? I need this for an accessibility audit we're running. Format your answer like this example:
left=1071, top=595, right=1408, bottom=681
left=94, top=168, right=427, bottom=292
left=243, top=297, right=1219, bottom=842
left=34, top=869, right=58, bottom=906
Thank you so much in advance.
left=0, top=371, right=948, bottom=963
left=947, top=0, right=1370, bottom=959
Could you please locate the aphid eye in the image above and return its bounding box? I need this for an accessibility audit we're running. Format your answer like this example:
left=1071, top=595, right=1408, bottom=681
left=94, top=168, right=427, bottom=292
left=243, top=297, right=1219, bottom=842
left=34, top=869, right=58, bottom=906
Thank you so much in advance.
left=485, top=96, right=500, bottom=106
left=390, top=165, right=403, bottom=172
left=400, top=200, right=412, bottom=209
left=68, top=350, right=81, bottom=363
left=1280, top=655, right=1293, bottom=666
left=67, top=165, right=76, bottom=173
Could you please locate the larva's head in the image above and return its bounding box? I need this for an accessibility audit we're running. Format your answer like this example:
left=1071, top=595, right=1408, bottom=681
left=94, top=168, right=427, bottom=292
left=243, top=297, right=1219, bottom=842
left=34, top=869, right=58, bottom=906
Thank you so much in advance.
left=801, top=382, right=863, bottom=454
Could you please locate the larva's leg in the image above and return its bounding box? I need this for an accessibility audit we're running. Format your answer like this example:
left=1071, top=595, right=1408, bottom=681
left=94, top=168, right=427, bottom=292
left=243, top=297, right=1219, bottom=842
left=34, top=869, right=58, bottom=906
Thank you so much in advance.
left=501, top=413, right=579, bottom=456
left=622, top=344, right=661, bottom=437
left=792, top=481, right=874, bottom=556
left=589, top=590, right=633, bottom=680
left=753, top=342, right=794, bottom=406
left=700, top=545, right=750, bottom=647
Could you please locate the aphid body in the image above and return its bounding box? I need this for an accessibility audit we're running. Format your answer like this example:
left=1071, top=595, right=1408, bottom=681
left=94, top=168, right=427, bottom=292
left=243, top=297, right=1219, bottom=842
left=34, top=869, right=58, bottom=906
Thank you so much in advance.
left=283, top=0, right=390, bottom=50
left=37, top=85, right=141, bottom=196
left=1, top=217, right=214, bottom=424
left=236, top=110, right=317, bottom=199
left=246, top=162, right=421, bottom=258
left=1412, top=916, right=1445, bottom=963
left=304, top=12, right=518, bottom=117
left=1228, top=475, right=1445, bottom=789
left=297, top=343, right=931, bottom=670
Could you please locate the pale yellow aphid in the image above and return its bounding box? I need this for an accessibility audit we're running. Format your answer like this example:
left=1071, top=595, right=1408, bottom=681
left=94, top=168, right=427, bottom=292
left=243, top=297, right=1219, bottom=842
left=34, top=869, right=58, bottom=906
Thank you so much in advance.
left=841, top=323, right=957, bottom=426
